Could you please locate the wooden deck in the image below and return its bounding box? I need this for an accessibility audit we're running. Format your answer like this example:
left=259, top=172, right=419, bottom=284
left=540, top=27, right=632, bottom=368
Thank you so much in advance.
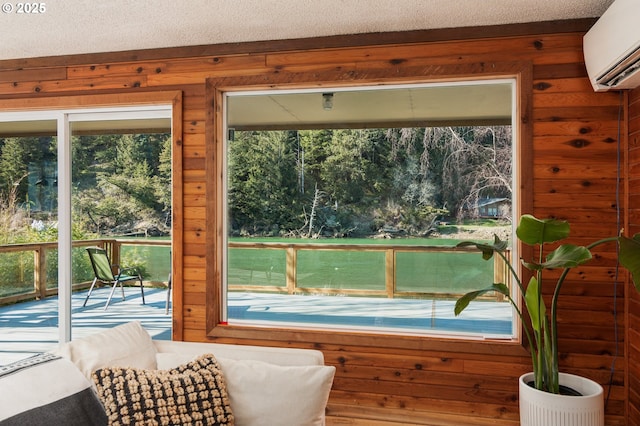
left=0, top=286, right=171, bottom=365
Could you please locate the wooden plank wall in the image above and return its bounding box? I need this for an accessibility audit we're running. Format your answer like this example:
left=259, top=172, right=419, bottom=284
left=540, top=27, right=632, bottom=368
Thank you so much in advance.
left=0, top=21, right=632, bottom=425
left=628, top=86, right=640, bottom=425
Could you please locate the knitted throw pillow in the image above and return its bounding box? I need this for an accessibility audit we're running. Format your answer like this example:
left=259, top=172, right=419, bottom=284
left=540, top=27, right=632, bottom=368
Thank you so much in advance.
left=92, top=354, right=234, bottom=426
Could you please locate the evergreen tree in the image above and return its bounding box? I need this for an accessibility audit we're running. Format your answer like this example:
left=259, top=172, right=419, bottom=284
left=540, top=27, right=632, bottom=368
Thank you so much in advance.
left=72, top=132, right=171, bottom=235
left=72, top=134, right=119, bottom=189
left=107, top=134, right=161, bottom=211
left=298, top=129, right=332, bottom=193
left=321, top=129, right=391, bottom=207
left=0, top=137, right=28, bottom=196
left=154, top=135, right=172, bottom=224
left=228, top=130, right=299, bottom=234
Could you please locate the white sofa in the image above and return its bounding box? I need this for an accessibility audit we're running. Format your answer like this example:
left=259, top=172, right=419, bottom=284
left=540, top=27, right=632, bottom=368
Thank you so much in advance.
left=0, top=321, right=335, bottom=426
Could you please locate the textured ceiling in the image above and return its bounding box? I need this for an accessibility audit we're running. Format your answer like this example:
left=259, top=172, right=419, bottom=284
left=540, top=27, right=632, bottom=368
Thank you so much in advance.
left=0, top=0, right=614, bottom=61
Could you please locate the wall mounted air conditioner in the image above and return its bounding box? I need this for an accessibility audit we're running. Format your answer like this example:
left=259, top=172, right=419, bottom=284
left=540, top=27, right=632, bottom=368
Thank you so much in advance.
left=583, top=0, right=640, bottom=92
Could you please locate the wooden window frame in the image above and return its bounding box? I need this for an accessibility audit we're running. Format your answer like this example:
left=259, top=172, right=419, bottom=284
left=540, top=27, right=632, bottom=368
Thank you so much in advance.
left=205, top=63, right=533, bottom=354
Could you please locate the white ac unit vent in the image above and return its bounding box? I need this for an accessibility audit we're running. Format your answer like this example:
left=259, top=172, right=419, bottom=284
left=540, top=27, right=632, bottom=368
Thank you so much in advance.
left=583, top=0, right=640, bottom=92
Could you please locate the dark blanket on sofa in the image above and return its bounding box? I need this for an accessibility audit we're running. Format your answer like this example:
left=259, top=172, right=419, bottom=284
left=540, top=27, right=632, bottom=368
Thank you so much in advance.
left=0, top=353, right=107, bottom=426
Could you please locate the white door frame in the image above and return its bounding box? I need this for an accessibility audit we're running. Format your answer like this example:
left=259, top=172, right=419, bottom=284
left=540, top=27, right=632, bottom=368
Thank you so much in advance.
left=0, top=105, right=171, bottom=343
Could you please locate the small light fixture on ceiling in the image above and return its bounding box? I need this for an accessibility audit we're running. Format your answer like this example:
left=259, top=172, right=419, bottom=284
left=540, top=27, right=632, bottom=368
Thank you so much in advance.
left=322, top=93, right=334, bottom=110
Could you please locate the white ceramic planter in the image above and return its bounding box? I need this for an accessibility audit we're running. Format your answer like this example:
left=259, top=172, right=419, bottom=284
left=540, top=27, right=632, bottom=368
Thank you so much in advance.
left=519, top=372, right=604, bottom=426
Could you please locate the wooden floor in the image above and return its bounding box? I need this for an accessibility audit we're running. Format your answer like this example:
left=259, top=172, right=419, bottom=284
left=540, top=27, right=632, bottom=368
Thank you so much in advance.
left=0, top=286, right=171, bottom=365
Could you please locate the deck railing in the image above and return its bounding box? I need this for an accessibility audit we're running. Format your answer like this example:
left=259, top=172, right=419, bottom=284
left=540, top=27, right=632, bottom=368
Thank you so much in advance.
left=0, top=239, right=511, bottom=306
left=228, top=241, right=511, bottom=301
left=0, top=239, right=171, bottom=306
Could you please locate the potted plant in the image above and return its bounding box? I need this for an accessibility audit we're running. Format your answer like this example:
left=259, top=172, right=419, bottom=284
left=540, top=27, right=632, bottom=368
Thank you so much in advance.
left=454, top=214, right=640, bottom=426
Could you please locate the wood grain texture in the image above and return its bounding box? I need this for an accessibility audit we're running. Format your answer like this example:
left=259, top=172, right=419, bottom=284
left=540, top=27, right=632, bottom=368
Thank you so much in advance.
left=0, top=20, right=635, bottom=425
left=628, top=86, right=640, bottom=426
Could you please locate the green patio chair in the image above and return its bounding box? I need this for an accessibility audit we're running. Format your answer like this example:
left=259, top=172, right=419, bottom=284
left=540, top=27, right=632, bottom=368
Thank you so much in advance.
left=83, top=246, right=145, bottom=310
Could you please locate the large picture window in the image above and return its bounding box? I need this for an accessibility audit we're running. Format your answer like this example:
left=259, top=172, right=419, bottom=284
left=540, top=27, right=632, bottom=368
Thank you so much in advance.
left=219, top=79, right=519, bottom=338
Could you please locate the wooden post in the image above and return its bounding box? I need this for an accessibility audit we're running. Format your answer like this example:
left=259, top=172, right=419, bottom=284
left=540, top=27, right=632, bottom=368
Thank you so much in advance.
left=286, top=246, right=296, bottom=294
left=34, top=248, right=47, bottom=300
left=385, top=249, right=395, bottom=298
left=493, top=250, right=511, bottom=302
left=110, top=241, right=120, bottom=273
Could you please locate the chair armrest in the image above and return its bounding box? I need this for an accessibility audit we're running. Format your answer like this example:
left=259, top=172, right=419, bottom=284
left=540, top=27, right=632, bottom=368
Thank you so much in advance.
left=117, top=266, right=140, bottom=276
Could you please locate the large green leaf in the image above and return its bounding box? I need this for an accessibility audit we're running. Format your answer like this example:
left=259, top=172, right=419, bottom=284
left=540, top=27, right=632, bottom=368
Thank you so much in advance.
left=619, top=235, right=640, bottom=291
left=516, top=215, right=570, bottom=246
left=542, top=244, right=592, bottom=269
left=521, top=259, right=543, bottom=271
left=524, top=276, right=545, bottom=332
left=456, top=235, right=508, bottom=261
left=454, top=283, right=510, bottom=316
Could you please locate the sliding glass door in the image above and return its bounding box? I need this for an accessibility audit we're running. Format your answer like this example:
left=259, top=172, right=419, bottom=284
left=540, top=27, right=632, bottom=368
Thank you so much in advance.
left=0, top=105, right=172, bottom=363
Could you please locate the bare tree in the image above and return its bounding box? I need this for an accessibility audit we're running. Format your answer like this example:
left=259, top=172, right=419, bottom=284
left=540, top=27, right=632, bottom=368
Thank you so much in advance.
left=307, top=183, right=321, bottom=238
left=422, top=126, right=512, bottom=221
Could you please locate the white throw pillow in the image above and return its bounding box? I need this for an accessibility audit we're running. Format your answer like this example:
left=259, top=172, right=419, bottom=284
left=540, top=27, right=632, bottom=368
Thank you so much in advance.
left=217, top=357, right=335, bottom=426
left=53, top=320, right=157, bottom=380
left=0, top=353, right=107, bottom=425
left=156, top=352, right=194, bottom=370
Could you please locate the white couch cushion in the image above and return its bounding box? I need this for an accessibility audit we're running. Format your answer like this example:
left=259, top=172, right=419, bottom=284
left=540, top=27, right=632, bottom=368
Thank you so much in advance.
left=155, top=348, right=335, bottom=426
left=218, top=357, right=335, bottom=426
left=53, top=320, right=157, bottom=380
left=51, top=322, right=334, bottom=425
left=154, top=339, right=324, bottom=367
